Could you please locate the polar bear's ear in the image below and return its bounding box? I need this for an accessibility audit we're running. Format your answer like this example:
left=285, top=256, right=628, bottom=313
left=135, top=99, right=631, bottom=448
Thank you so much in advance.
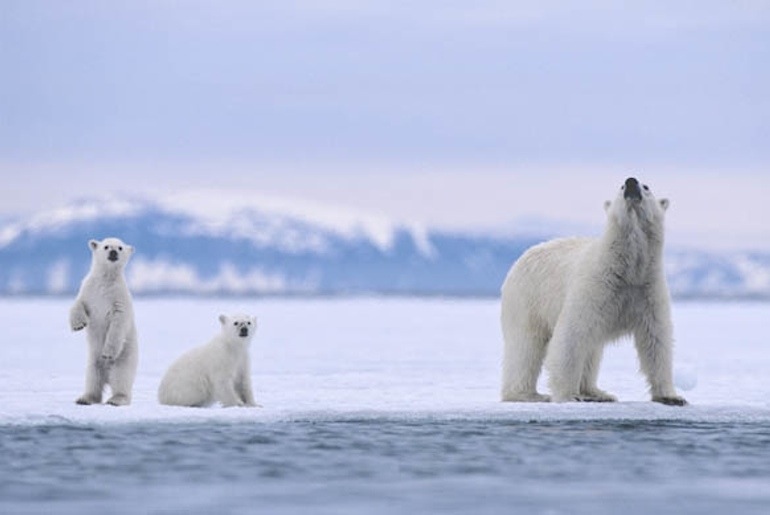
left=659, top=198, right=670, bottom=211
left=251, top=316, right=257, bottom=326
left=126, top=245, right=135, bottom=255
left=89, top=239, right=99, bottom=251
left=219, top=314, right=228, bottom=326
left=603, top=200, right=611, bottom=212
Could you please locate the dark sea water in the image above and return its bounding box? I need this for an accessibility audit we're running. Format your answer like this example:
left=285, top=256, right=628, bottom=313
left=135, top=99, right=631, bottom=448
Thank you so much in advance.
left=2, top=417, right=769, bottom=515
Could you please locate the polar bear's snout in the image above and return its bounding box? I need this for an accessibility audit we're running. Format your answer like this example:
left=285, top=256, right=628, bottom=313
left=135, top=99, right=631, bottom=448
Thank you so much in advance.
left=623, top=177, right=642, bottom=201
left=239, top=326, right=249, bottom=337
left=108, top=249, right=119, bottom=262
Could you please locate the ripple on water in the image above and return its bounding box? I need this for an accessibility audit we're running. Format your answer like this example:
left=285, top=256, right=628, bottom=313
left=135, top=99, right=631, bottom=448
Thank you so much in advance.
left=1, top=419, right=769, bottom=514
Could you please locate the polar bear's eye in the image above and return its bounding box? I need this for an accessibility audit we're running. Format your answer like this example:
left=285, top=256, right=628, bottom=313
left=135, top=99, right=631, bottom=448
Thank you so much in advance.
left=104, top=246, right=109, bottom=250
left=643, top=185, right=649, bottom=191
left=118, top=246, right=123, bottom=251
left=234, top=322, right=238, bottom=326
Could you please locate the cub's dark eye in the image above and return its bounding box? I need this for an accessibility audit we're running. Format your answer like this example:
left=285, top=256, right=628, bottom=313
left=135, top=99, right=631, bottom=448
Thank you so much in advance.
left=247, top=321, right=252, bottom=325
left=118, top=246, right=123, bottom=251
left=233, top=322, right=238, bottom=326
left=643, top=185, right=649, bottom=191
left=104, top=246, right=109, bottom=250
left=621, top=185, right=625, bottom=190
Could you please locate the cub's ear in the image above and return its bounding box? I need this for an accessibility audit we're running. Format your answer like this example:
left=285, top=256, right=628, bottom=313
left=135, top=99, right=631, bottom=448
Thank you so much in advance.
left=604, top=200, right=611, bottom=212
left=251, top=316, right=258, bottom=326
left=218, top=314, right=228, bottom=326
left=126, top=245, right=135, bottom=255
left=659, top=198, right=670, bottom=211
left=89, top=239, right=99, bottom=250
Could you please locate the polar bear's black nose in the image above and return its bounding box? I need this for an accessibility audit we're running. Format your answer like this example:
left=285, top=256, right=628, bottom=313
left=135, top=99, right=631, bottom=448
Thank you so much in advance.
left=239, top=327, right=248, bottom=337
left=623, top=177, right=642, bottom=200
left=108, top=249, right=119, bottom=262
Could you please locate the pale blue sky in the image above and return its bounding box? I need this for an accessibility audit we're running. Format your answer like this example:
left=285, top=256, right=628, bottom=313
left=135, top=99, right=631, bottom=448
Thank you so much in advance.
left=1, top=1, right=768, bottom=247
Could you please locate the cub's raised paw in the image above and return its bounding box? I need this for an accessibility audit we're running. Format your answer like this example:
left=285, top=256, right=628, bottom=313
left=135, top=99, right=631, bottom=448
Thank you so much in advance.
left=653, top=395, right=688, bottom=406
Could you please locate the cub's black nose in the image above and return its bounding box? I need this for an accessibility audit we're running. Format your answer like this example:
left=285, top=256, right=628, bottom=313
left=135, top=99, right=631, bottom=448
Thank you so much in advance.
left=239, top=327, right=248, bottom=337
left=108, top=249, right=119, bottom=262
left=624, top=177, right=642, bottom=200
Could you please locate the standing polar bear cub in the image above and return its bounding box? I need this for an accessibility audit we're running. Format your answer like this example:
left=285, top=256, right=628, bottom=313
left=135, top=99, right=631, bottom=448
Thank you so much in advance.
left=501, top=177, right=686, bottom=406
left=158, top=314, right=259, bottom=408
left=70, top=237, right=138, bottom=406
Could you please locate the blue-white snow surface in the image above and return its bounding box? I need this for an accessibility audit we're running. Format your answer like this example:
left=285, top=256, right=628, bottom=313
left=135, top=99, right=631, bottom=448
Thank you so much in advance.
left=1, top=298, right=769, bottom=514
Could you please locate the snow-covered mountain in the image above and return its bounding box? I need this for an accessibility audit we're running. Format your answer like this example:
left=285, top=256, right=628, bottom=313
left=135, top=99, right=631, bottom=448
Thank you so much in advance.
left=0, top=194, right=768, bottom=298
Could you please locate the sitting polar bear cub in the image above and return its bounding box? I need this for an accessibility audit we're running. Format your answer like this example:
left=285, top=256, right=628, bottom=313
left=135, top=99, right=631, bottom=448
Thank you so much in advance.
left=69, top=237, right=138, bottom=406
left=158, top=314, right=260, bottom=408
left=500, top=177, right=687, bottom=406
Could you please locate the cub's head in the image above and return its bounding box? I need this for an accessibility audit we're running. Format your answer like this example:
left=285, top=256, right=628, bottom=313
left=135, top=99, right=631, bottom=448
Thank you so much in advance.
left=89, top=237, right=134, bottom=269
left=604, top=177, right=669, bottom=230
left=219, top=313, right=257, bottom=341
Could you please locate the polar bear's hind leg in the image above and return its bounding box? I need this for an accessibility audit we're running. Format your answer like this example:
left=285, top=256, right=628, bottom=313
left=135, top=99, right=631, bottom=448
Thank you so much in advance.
left=105, top=356, right=137, bottom=406
left=501, top=322, right=551, bottom=402
left=76, top=359, right=106, bottom=405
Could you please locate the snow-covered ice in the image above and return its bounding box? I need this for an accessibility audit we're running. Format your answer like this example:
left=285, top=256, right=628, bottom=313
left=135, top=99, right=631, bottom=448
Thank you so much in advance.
left=1, top=298, right=769, bottom=513
left=1, top=297, right=768, bottom=423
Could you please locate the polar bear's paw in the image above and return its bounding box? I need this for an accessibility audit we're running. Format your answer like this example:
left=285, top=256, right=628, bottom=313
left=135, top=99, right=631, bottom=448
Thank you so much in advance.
left=106, top=394, right=131, bottom=406
left=70, top=316, right=87, bottom=332
left=577, top=389, right=618, bottom=403
left=75, top=394, right=101, bottom=405
left=652, top=395, right=688, bottom=407
left=552, top=392, right=615, bottom=403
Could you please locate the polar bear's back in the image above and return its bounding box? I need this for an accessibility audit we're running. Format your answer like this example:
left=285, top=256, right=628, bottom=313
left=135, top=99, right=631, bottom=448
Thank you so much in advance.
left=157, top=344, right=215, bottom=407
left=501, top=237, right=593, bottom=332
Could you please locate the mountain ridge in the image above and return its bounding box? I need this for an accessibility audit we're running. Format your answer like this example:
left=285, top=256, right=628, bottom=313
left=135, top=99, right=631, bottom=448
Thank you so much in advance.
left=1, top=195, right=768, bottom=299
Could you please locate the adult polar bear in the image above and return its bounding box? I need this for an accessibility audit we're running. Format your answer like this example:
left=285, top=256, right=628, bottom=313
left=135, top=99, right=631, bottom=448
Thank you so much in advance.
left=69, top=237, right=138, bottom=406
left=500, top=177, right=686, bottom=406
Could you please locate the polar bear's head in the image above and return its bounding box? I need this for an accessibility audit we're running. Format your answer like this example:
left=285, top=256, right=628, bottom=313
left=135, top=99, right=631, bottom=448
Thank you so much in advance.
left=89, top=237, right=134, bottom=270
left=604, top=177, right=669, bottom=233
left=219, top=313, right=258, bottom=341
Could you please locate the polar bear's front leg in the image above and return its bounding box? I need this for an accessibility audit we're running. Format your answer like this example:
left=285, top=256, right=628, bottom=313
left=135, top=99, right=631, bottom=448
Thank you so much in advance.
left=76, top=355, right=106, bottom=405
left=236, top=365, right=260, bottom=408
left=69, top=300, right=89, bottom=332
left=216, top=380, right=245, bottom=408
left=634, top=305, right=687, bottom=406
left=546, top=308, right=611, bottom=403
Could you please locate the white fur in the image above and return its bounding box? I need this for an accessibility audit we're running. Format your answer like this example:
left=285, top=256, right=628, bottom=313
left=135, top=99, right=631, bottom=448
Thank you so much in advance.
left=69, top=237, right=138, bottom=406
left=158, top=314, right=259, bottom=408
left=500, top=178, right=686, bottom=405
